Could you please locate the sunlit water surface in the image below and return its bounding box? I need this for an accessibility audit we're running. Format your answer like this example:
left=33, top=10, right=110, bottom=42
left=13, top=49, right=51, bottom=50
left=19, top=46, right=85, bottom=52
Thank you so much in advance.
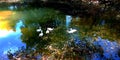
left=0, top=20, right=26, bottom=59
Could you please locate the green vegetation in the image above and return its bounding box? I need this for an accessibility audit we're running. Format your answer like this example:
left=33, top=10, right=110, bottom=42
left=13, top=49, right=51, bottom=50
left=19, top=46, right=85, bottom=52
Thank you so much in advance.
left=0, top=3, right=10, bottom=10
left=20, top=8, right=65, bottom=26
left=3, top=0, right=120, bottom=59
left=19, top=8, right=66, bottom=51
left=71, top=17, right=120, bottom=41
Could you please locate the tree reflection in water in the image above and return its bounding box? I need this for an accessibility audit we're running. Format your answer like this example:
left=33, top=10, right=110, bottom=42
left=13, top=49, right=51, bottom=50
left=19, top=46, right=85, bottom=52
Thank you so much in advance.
left=6, top=8, right=120, bottom=60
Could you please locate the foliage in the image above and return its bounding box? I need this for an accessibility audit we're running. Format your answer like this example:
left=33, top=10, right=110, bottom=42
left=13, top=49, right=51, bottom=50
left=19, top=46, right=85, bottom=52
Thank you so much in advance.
left=4, top=0, right=120, bottom=59
left=20, top=8, right=65, bottom=27
left=71, top=17, right=120, bottom=41
left=19, top=8, right=66, bottom=53
left=0, top=3, right=10, bottom=10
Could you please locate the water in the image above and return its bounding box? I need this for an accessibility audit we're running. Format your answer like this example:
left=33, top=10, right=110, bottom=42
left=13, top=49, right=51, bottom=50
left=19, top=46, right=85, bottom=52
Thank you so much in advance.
left=0, top=8, right=119, bottom=60
left=0, top=20, right=26, bottom=59
left=66, top=15, right=72, bottom=28
left=8, top=5, right=17, bottom=10
left=66, top=15, right=120, bottom=60
left=93, top=37, right=120, bottom=60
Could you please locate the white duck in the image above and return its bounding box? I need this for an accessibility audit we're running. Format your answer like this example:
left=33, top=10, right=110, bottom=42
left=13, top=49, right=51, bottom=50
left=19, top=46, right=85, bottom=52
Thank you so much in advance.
left=36, top=27, right=43, bottom=37
left=67, top=28, right=77, bottom=33
left=46, top=27, right=54, bottom=34
left=46, top=30, right=50, bottom=34
left=39, top=32, right=43, bottom=37
left=47, top=28, right=54, bottom=31
left=36, top=27, right=42, bottom=32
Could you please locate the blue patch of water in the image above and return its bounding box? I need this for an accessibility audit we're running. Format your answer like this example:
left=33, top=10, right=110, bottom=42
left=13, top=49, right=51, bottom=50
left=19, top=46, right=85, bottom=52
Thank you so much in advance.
left=0, top=20, right=26, bottom=59
left=66, top=15, right=72, bottom=28
left=8, top=5, right=17, bottom=10
left=93, top=37, right=120, bottom=60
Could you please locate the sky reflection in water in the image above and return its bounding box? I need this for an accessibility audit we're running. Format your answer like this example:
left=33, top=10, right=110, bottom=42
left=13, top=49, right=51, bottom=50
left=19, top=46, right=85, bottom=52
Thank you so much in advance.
left=0, top=20, right=26, bottom=59
left=0, top=15, right=119, bottom=60
left=93, top=37, right=120, bottom=60
left=66, top=15, right=120, bottom=60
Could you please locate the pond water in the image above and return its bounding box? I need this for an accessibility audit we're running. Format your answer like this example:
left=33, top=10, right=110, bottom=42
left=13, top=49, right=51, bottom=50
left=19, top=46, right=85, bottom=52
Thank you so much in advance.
left=93, top=37, right=120, bottom=60
left=66, top=15, right=120, bottom=60
left=0, top=20, right=26, bottom=59
left=0, top=8, right=120, bottom=60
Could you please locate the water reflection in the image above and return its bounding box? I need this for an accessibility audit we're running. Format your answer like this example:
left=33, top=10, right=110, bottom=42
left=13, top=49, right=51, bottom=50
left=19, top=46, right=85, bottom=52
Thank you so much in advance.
left=0, top=8, right=119, bottom=60
left=66, top=15, right=72, bottom=28
left=8, top=5, right=17, bottom=10
left=0, top=30, right=14, bottom=37
left=101, top=20, right=105, bottom=25
left=93, top=37, right=120, bottom=60
left=66, top=15, right=120, bottom=60
left=0, top=20, right=26, bottom=59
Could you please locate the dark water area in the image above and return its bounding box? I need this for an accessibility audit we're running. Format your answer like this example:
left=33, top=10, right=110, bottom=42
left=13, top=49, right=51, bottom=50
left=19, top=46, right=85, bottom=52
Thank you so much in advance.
left=65, top=15, right=120, bottom=60
left=0, top=3, right=120, bottom=60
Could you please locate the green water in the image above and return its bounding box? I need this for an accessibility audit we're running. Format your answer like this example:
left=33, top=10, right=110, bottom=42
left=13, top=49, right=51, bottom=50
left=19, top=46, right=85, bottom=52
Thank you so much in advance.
left=0, top=5, right=120, bottom=60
